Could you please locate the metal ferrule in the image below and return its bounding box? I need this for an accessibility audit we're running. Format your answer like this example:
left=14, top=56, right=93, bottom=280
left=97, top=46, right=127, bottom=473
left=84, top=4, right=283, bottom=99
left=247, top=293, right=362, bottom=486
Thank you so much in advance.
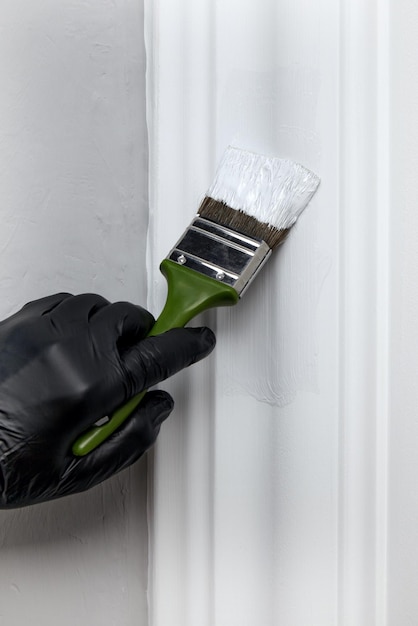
left=166, top=216, right=271, bottom=297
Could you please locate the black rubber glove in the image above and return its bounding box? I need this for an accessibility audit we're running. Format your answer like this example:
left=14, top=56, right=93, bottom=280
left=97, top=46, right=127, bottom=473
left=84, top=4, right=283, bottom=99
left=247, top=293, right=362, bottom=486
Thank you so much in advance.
left=0, top=293, right=215, bottom=508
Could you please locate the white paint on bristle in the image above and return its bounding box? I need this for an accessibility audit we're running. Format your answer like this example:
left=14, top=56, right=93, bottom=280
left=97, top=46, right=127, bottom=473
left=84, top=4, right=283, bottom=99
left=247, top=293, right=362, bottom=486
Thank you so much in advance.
left=207, top=146, right=320, bottom=229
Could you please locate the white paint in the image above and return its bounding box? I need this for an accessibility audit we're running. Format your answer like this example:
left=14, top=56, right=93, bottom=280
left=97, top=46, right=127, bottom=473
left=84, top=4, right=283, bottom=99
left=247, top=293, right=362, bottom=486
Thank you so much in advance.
left=388, top=1, right=418, bottom=623
left=145, top=1, right=413, bottom=625
left=338, top=1, right=389, bottom=622
left=207, top=146, right=320, bottom=230
left=146, top=0, right=338, bottom=624
left=0, top=2, right=149, bottom=625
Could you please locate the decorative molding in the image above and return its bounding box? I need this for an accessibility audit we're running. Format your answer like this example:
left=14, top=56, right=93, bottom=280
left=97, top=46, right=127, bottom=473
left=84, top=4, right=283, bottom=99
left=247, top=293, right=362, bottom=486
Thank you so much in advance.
left=338, top=0, right=390, bottom=624
left=145, top=0, right=391, bottom=624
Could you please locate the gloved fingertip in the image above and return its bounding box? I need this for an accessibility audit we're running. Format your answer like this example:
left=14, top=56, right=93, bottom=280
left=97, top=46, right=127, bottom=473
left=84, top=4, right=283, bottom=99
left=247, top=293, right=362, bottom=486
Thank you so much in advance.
left=143, top=390, right=174, bottom=427
left=135, top=305, right=156, bottom=328
left=121, top=325, right=216, bottom=392
left=186, top=326, right=216, bottom=357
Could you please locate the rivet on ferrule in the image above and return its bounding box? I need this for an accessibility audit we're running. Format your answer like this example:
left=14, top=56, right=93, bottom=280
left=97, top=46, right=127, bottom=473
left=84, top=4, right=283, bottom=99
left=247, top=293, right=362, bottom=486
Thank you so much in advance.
left=167, top=217, right=271, bottom=296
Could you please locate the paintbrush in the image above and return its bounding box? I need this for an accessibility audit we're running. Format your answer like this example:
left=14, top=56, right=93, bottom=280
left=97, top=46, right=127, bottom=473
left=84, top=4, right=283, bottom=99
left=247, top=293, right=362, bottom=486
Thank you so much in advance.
left=72, top=146, right=320, bottom=456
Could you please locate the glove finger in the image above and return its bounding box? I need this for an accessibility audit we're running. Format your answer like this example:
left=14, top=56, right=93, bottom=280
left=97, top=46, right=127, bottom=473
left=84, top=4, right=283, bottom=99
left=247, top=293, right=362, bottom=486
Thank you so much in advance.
left=121, top=326, right=216, bottom=393
left=90, top=301, right=155, bottom=351
left=22, top=293, right=73, bottom=315
left=48, top=294, right=110, bottom=330
left=64, top=391, right=173, bottom=492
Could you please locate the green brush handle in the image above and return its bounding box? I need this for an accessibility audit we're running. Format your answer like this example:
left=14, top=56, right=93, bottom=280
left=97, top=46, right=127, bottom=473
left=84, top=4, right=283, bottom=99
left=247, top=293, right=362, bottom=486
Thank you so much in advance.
left=72, top=259, right=238, bottom=456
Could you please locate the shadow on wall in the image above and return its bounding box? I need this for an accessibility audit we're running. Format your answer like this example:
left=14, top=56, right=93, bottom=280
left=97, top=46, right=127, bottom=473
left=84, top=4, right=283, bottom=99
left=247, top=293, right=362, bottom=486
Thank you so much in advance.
left=0, top=457, right=147, bottom=550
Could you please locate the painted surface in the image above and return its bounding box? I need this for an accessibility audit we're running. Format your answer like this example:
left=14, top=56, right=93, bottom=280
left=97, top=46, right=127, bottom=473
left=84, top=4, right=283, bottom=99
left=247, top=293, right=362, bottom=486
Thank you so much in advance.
left=1, top=2, right=415, bottom=625
left=0, top=2, right=149, bottom=625
left=146, top=1, right=339, bottom=625
left=388, top=0, right=418, bottom=622
left=145, top=0, right=412, bottom=625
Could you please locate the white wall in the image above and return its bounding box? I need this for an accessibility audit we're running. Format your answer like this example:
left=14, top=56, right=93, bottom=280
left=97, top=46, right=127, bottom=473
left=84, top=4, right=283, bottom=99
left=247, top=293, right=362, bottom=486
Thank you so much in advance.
left=146, top=1, right=418, bottom=625
left=2, top=2, right=418, bottom=625
left=388, top=0, right=418, bottom=622
left=146, top=1, right=338, bottom=624
left=0, top=2, right=149, bottom=625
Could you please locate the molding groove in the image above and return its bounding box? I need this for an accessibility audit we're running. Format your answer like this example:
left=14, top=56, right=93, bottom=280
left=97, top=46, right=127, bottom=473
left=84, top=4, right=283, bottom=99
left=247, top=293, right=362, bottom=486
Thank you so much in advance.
left=338, top=0, right=390, bottom=624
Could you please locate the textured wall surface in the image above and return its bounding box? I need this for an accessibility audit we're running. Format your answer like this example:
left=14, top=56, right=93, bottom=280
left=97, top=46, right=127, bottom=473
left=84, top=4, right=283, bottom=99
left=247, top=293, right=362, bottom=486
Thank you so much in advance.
left=0, top=2, right=149, bottom=625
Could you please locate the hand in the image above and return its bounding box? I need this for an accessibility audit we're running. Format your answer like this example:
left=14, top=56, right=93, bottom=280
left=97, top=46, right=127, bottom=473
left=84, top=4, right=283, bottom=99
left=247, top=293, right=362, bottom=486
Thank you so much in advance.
left=0, top=293, right=215, bottom=508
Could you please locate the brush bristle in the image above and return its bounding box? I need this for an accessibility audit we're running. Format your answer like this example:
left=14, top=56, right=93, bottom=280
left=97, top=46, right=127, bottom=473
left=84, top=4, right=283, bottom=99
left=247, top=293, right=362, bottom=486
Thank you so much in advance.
left=198, top=197, right=290, bottom=249
left=203, top=146, right=320, bottom=248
